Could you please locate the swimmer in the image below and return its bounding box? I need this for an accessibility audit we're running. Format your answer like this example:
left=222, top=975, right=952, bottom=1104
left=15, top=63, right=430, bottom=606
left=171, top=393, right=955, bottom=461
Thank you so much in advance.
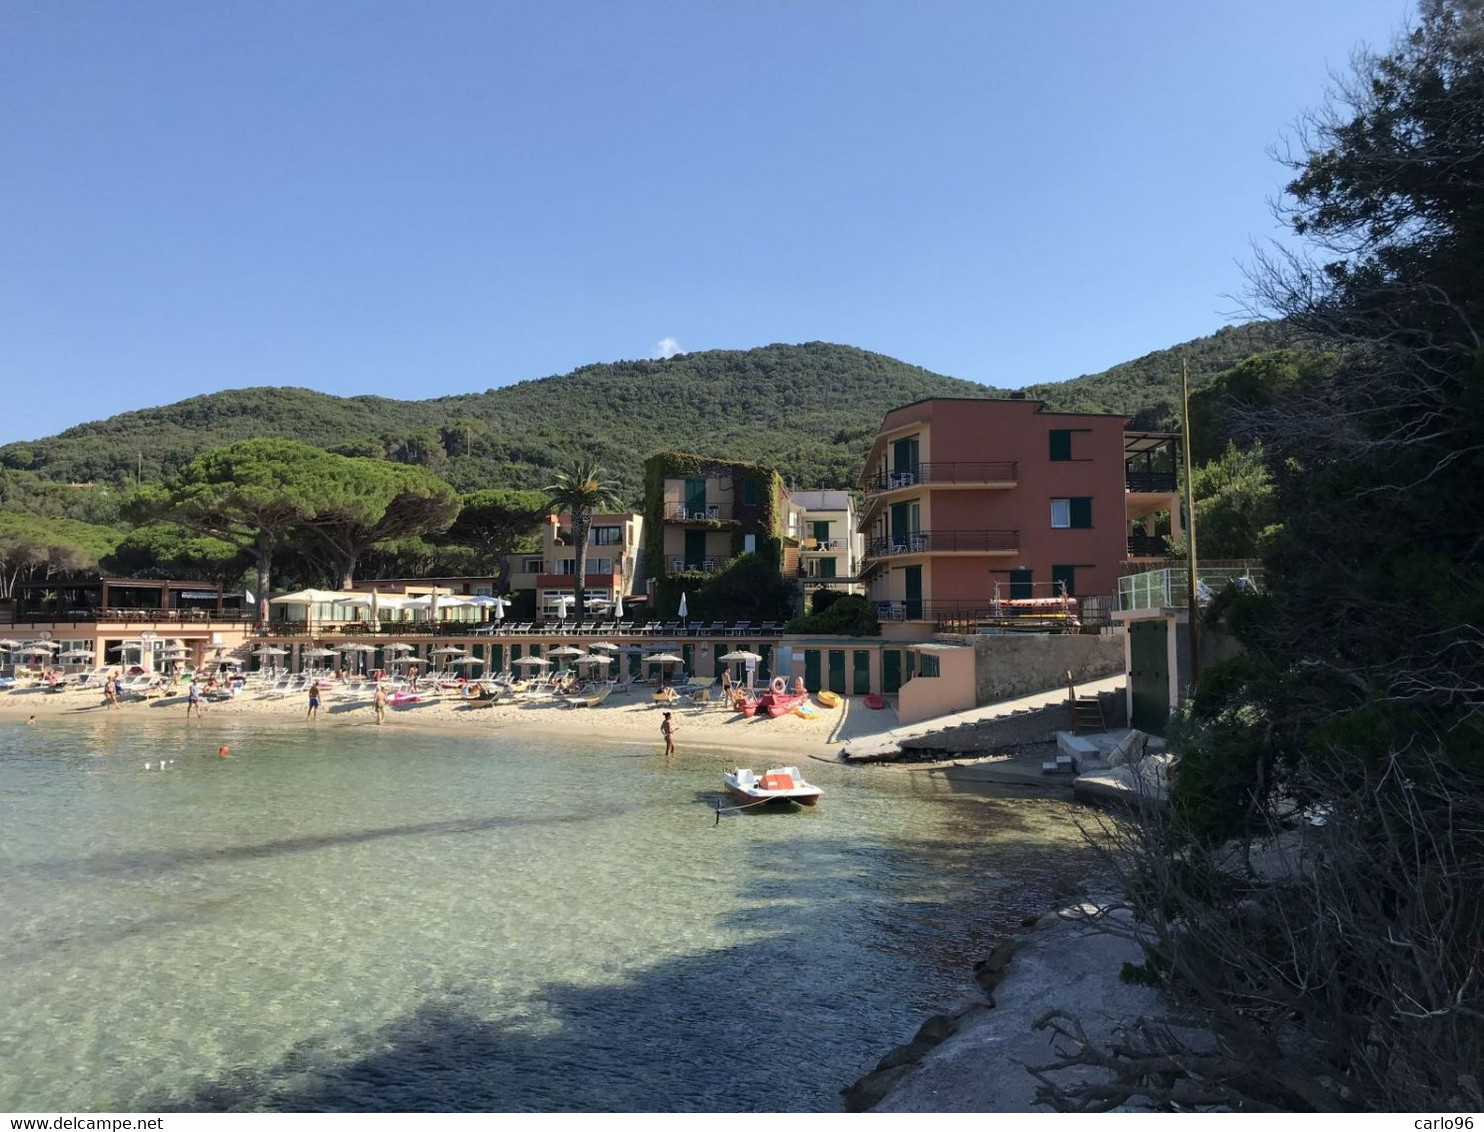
left=26, top=715, right=36, bottom=726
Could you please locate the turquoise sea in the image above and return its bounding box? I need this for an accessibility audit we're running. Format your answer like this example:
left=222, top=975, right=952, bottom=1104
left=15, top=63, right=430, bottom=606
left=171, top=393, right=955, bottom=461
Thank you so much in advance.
left=0, top=717, right=1094, bottom=1112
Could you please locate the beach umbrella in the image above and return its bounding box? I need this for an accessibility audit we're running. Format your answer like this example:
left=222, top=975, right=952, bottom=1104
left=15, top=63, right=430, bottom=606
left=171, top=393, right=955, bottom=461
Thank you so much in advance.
left=588, top=641, right=619, bottom=652
left=254, top=646, right=288, bottom=656
left=548, top=645, right=584, bottom=657
left=269, top=589, right=342, bottom=605
left=645, top=653, right=683, bottom=665
left=490, top=595, right=510, bottom=622
left=302, top=647, right=338, bottom=658
left=512, top=655, right=550, bottom=667
left=576, top=654, right=613, bottom=665
left=25, top=640, right=60, bottom=651
left=0, top=638, right=22, bottom=648
left=613, top=592, right=624, bottom=619
left=384, top=642, right=416, bottom=652
left=429, top=646, right=466, bottom=656
left=450, top=656, right=485, bottom=669
left=678, top=592, right=688, bottom=622
left=718, top=650, right=763, bottom=663
left=339, top=643, right=377, bottom=653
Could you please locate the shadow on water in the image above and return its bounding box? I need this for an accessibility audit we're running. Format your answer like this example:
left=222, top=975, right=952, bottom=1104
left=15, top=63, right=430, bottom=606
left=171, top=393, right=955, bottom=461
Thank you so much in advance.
left=149, top=820, right=1102, bottom=1113
left=20, top=810, right=611, bottom=880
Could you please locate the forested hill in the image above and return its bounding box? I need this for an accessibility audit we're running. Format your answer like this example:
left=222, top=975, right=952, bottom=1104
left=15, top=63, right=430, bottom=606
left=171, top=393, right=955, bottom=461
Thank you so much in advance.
left=1, top=326, right=1280, bottom=498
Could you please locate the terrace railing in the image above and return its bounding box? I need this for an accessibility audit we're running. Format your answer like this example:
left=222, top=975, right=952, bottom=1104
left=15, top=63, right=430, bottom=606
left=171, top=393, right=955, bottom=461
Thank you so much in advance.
left=1118, top=564, right=1265, bottom=612
left=666, top=556, right=730, bottom=574
left=1125, top=470, right=1179, bottom=492
left=864, top=530, right=1018, bottom=558
left=662, top=502, right=733, bottom=522
left=862, top=462, right=1018, bottom=495
left=1126, top=534, right=1171, bottom=557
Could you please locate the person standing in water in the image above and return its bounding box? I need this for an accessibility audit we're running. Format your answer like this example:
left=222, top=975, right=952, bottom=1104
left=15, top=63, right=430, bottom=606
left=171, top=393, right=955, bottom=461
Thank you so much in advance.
left=307, top=680, right=321, bottom=721
left=103, top=671, right=119, bottom=710
left=660, top=711, right=678, bottom=756
left=185, top=677, right=205, bottom=720
left=372, top=683, right=387, bottom=725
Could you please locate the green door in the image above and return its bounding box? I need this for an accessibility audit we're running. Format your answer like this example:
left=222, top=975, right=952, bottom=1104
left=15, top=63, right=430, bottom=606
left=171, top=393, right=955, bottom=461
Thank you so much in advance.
left=804, top=649, right=822, bottom=692
left=812, top=520, right=831, bottom=544
left=682, top=644, right=694, bottom=676
left=827, top=649, right=846, bottom=694
left=889, top=501, right=910, bottom=545
left=684, top=529, right=707, bottom=570
left=882, top=649, right=902, bottom=693
left=892, top=436, right=919, bottom=479
left=490, top=644, right=503, bottom=672
left=1010, top=568, right=1033, bottom=600
left=1129, top=620, right=1171, bottom=732
left=906, top=650, right=917, bottom=681
left=685, top=477, right=707, bottom=516
left=757, top=643, right=772, bottom=680
left=817, top=557, right=837, bottom=578
left=852, top=650, right=871, bottom=694
left=904, top=565, right=923, bottom=620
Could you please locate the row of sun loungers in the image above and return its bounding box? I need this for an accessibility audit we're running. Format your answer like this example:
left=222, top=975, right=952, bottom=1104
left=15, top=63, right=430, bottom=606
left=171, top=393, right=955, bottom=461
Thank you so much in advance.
left=472, top=620, right=781, bottom=638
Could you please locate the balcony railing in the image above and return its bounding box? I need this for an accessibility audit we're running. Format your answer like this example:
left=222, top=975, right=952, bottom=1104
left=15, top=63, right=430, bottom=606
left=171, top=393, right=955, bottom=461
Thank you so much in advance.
left=662, top=502, right=734, bottom=522
left=8, top=608, right=253, bottom=624
left=1125, top=470, right=1178, bottom=492
left=1118, top=564, right=1265, bottom=612
left=864, top=530, right=1018, bottom=558
left=862, top=461, right=1018, bottom=494
left=1126, top=534, right=1171, bottom=558
left=801, top=538, right=848, bottom=552
left=667, top=556, right=730, bottom=574
left=875, top=597, right=1096, bottom=633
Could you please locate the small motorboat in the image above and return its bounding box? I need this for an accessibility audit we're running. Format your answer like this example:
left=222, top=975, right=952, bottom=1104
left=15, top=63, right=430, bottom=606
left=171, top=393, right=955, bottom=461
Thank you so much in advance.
left=722, top=765, right=822, bottom=808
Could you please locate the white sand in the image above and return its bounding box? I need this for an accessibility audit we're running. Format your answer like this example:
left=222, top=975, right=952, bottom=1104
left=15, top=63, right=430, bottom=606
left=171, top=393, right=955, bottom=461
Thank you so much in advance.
left=0, top=679, right=897, bottom=756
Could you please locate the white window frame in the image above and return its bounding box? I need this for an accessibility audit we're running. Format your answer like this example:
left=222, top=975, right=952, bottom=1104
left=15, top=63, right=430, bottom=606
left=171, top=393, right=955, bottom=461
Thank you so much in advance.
left=1050, top=498, right=1071, bottom=529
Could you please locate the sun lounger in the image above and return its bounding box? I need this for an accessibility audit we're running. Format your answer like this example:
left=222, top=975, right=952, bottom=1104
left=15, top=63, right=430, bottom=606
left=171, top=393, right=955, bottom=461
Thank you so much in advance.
left=727, top=621, right=752, bottom=636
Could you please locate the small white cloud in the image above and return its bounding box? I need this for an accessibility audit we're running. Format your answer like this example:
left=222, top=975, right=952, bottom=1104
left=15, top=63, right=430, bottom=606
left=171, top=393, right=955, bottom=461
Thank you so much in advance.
left=654, top=336, right=681, bottom=359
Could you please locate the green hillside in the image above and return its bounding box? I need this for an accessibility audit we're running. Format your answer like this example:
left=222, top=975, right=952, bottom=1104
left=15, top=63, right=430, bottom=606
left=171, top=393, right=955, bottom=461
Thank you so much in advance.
left=0, top=325, right=1281, bottom=500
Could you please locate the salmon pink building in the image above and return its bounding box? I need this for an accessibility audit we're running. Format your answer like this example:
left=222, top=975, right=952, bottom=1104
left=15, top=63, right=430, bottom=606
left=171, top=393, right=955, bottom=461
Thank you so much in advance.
left=856, top=397, right=1180, bottom=627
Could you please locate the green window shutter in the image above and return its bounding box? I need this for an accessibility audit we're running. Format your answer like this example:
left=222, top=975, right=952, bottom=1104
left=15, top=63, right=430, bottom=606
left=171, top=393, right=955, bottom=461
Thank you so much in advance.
left=1069, top=497, right=1093, bottom=528
left=818, top=557, right=837, bottom=578
left=1051, top=565, right=1077, bottom=597
left=812, top=520, right=830, bottom=542
left=1049, top=429, right=1072, bottom=461
left=742, top=478, right=758, bottom=505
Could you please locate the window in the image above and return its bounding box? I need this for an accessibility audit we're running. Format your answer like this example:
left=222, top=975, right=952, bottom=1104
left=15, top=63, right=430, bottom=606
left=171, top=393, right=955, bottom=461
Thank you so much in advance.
left=1009, top=568, right=1034, bottom=600
left=1051, top=565, right=1077, bottom=597
left=812, top=520, right=831, bottom=543
left=522, top=558, right=543, bottom=573
left=592, top=526, right=621, bottom=546
left=917, top=653, right=941, bottom=678
left=1049, top=429, right=1073, bottom=461
left=1051, top=497, right=1092, bottom=528
left=743, top=532, right=757, bottom=554
left=742, top=478, right=758, bottom=505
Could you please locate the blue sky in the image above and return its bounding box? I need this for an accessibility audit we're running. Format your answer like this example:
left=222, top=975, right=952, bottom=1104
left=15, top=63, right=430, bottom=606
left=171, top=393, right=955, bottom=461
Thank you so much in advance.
left=1, top=0, right=1413, bottom=444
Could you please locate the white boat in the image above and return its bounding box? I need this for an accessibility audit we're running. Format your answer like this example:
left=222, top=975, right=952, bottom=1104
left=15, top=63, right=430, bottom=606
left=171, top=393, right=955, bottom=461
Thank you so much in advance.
left=722, top=765, right=822, bottom=808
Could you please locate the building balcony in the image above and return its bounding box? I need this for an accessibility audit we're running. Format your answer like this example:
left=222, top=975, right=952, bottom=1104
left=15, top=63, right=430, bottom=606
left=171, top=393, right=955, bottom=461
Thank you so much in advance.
left=662, top=502, right=736, bottom=523
left=1126, top=534, right=1171, bottom=558
left=667, top=556, right=731, bottom=574
left=1117, top=564, right=1264, bottom=613
left=863, top=530, right=1019, bottom=559
left=800, top=538, right=849, bottom=553
left=1126, top=470, right=1179, bottom=493
left=875, top=597, right=1085, bottom=632
left=4, top=608, right=254, bottom=626
left=862, top=461, right=1018, bottom=496
left=536, top=572, right=621, bottom=589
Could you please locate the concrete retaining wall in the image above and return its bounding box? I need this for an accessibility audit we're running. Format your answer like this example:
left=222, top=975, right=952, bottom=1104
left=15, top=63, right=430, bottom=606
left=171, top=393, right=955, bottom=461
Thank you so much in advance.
left=970, top=633, right=1123, bottom=704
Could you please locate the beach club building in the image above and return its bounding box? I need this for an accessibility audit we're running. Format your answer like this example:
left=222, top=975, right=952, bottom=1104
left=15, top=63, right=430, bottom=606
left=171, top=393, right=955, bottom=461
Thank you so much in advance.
left=856, top=396, right=1182, bottom=629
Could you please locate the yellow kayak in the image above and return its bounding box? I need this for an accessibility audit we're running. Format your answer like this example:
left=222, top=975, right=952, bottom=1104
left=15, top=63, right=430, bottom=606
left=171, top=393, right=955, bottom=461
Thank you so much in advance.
left=817, top=691, right=841, bottom=709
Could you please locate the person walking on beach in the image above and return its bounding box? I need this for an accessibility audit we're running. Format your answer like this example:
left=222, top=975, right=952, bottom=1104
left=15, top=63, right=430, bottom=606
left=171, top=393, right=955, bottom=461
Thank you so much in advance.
left=307, top=680, right=321, bottom=721
left=661, top=711, right=678, bottom=756
left=185, top=678, right=205, bottom=720
left=103, top=671, right=119, bottom=710
left=373, top=684, right=387, bottom=726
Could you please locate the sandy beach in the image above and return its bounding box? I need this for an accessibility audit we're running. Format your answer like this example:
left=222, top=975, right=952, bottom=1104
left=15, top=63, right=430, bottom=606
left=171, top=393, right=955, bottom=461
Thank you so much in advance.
left=0, top=678, right=900, bottom=757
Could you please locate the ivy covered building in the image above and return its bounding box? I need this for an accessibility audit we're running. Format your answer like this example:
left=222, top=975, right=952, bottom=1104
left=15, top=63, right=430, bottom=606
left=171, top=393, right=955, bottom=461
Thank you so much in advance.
left=642, top=452, right=803, bottom=614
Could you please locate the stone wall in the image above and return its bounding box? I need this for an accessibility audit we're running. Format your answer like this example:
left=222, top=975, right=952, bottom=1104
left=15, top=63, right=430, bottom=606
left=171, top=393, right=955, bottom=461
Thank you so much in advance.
left=969, top=633, right=1123, bottom=705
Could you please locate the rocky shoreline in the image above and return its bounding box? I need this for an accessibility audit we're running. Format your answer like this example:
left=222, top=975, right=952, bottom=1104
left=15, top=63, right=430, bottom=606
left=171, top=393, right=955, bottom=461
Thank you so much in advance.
left=843, top=897, right=1161, bottom=1113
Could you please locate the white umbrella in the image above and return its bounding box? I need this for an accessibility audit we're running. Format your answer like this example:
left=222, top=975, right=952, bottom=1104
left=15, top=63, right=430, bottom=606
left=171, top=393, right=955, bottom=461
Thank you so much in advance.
left=678, top=592, right=688, bottom=621
left=450, top=656, right=485, bottom=668
left=0, top=638, right=23, bottom=648
left=645, top=653, right=684, bottom=665
left=512, top=655, right=551, bottom=667
left=429, top=646, right=467, bottom=656
left=269, top=589, right=343, bottom=605
left=576, top=654, right=614, bottom=665
left=59, top=648, right=95, bottom=659
left=548, top=646, right=585, bottom=657
left=25, top=640, right=60, bottom=651
left=384, top=642, right=416, bottom=652
left=613, top=592, right=624, bottom=619
left=490, top=595, right=511, bottom=622
left=254, top=646, right=289, bottom=656
left=588, top=641, right=619, bottom=651
left=339, top=643, right=377, bottom=653
left=302, top=647, right=338, bottom=658
left=718, top=650, right=763, bottom=663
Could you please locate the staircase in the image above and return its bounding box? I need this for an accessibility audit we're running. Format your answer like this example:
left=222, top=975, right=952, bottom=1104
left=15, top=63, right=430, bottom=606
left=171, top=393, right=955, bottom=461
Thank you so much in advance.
left=1066, top=669, right=1107, bottom=734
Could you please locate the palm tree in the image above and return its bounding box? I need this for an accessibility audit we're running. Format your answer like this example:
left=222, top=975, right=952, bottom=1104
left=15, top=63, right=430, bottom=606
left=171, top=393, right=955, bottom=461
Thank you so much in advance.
left=544, top=458, right=621, bottom=624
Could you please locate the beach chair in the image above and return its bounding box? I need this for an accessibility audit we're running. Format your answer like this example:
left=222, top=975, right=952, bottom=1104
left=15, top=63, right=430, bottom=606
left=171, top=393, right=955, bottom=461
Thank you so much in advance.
left=577, top=620, right=597, bottom=634
left=758, top=621, right=780, bottom=635
left=728, top=620, right=752, bottom=637
left=704, top=620, right=724, bottom=637
left=595, top=620, right=616, bottom=633
left=616, top=621, right=634, bottom=635
left=471, top=623, right=497, bottom=636
left=662, top=621, right=680, bottom=637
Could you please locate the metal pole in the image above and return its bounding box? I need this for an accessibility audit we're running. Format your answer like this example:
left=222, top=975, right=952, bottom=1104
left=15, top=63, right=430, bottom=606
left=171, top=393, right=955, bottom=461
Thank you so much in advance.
left=1180, top=358, right=1200, bottom=687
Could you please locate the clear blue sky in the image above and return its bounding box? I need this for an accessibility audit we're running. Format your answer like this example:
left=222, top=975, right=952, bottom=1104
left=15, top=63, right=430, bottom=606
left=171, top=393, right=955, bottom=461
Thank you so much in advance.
left=1, top=0, right=1414, bottom=444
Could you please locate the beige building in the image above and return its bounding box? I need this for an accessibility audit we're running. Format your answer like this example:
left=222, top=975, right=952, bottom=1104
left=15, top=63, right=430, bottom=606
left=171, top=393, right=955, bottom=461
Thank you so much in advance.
left=790, top=490, right=862, bottom=595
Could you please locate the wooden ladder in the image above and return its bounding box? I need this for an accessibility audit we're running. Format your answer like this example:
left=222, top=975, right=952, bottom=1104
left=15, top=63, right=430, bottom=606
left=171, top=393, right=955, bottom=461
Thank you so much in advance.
left=1067, top=670, right=1107, bottom=735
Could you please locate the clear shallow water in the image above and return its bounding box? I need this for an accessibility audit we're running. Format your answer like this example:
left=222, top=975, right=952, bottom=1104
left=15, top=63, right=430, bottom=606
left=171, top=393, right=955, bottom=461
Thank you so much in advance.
left=0, top=717, right=1095, bottom=1112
